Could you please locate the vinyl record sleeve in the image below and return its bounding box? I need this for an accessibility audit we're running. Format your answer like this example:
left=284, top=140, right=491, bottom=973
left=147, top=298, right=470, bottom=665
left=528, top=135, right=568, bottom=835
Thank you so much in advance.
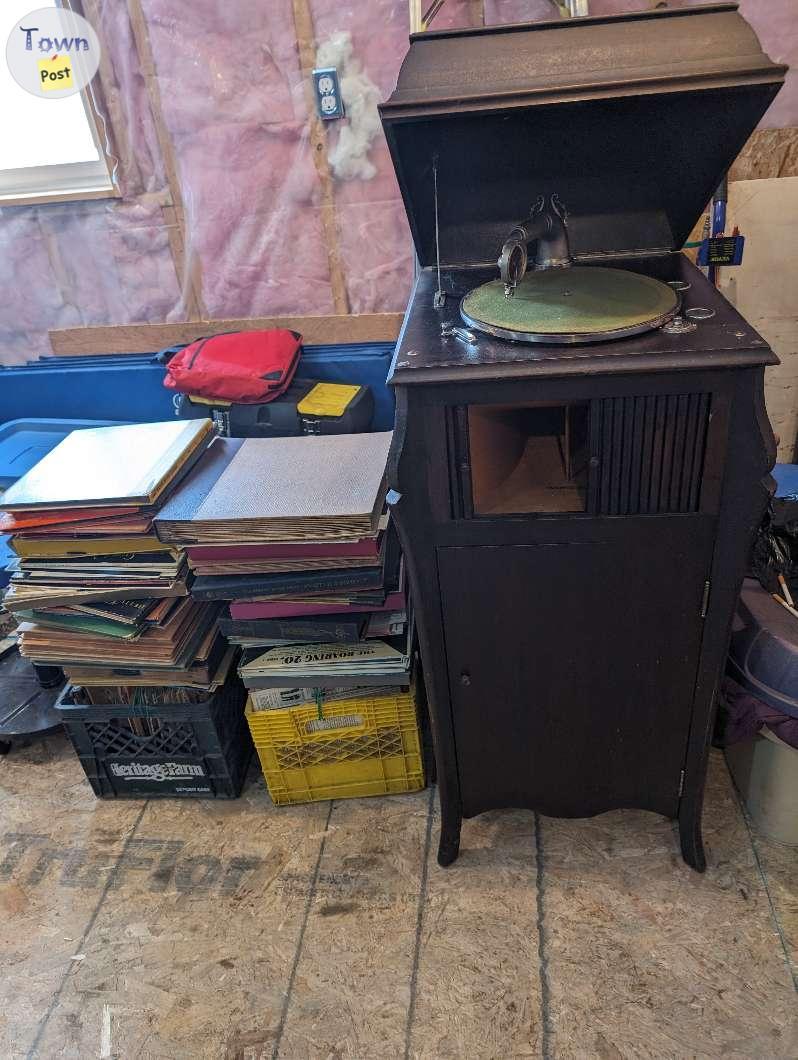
left=2, top=420, right=213, bottom=511
left=155, top=433, right=391, bottom=543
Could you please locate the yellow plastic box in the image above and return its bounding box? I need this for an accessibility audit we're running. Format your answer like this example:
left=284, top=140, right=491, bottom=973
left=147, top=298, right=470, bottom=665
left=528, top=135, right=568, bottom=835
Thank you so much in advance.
left=246, top=687, right=424, bottom=805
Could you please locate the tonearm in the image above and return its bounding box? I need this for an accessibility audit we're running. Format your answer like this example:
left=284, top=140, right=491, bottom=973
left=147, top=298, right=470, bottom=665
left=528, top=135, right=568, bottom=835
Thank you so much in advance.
left=498, top=194, right=573, bottom=298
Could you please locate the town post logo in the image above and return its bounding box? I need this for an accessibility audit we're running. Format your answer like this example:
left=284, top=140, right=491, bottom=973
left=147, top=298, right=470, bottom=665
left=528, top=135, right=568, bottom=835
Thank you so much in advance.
left=7, top=7, right=101, bottom=98
left=38, top=55, right=74, bottom=92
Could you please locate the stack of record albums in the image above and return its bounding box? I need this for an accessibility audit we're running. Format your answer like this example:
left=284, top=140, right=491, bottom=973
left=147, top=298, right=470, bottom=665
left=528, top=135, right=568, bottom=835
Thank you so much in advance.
left=0, top=420, right=233, bottom=696
left=153, top=431, right=413, bottom=704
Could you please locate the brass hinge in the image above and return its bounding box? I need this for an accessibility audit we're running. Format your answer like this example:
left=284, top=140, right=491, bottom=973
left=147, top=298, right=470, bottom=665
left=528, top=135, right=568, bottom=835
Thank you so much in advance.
left=700, top=579, right=711, bottom=619
left=678, top=769, right=686, bottom=797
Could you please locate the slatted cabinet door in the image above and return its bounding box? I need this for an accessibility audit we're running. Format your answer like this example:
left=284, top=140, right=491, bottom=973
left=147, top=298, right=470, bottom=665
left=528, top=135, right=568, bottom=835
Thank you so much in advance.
left=437, top=519, right=714, bottom=821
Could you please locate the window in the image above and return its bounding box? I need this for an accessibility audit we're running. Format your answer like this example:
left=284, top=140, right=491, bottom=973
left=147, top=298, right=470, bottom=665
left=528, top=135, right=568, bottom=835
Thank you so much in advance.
left=0, top=0, right=115, bottom=205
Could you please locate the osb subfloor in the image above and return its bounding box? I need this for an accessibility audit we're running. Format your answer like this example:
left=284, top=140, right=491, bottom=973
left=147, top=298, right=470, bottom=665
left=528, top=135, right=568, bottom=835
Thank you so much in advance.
left=0, top=737, right=796, bottom=1060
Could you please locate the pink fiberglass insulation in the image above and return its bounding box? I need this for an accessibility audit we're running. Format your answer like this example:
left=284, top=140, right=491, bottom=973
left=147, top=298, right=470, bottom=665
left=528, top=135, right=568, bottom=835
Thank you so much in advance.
left=139, top=0, right=484, bottom=319
left=90, top=0, right=168, bottom=197
left=307, top=0, right=539, bottom=313
left=0, top=200, right=181, bottom=366
left=142, top=0, right=337, bottom=320
left=0, top=0, right=795, bottom=368
left=309, top=0, right=415, bottom=315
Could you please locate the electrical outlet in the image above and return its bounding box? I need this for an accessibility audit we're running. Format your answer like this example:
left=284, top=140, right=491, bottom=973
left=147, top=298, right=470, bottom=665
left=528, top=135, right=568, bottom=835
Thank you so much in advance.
left=312, top=67, right=344, bottom=120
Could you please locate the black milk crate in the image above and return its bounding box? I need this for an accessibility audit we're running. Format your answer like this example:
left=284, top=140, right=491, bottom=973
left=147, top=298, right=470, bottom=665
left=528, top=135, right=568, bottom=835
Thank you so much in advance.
left=57, top=678, right=252, bottom=799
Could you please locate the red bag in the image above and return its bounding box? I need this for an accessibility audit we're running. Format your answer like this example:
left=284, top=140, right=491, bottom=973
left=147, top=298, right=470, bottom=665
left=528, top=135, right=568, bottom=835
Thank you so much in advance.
left=162, top=329, right=302, bottom=404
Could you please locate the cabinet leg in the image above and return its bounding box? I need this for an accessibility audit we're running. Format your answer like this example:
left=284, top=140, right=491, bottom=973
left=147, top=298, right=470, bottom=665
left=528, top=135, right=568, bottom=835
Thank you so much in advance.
left=437, top=819, right=461, bottom=867
left=678, top=801, right=706, bottom=873
left=426, top=743, right=437, bottom=785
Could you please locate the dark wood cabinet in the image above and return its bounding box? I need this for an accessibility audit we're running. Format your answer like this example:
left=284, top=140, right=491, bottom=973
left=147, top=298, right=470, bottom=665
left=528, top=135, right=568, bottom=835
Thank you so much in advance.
left=378, top=7, right=784, bottom=870
left=386, top=262, right=776, bottom=871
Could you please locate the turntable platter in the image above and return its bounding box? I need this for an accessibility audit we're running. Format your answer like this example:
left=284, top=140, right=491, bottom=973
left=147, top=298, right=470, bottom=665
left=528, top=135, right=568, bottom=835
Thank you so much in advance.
left=460, top=266, right=679, bottom=344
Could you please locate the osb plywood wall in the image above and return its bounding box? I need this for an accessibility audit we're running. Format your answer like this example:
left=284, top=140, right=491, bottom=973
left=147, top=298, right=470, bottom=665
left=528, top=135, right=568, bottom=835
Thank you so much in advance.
left=718, top=176, right=798, bottom=461
left=0, top=0, right=795, bottom=373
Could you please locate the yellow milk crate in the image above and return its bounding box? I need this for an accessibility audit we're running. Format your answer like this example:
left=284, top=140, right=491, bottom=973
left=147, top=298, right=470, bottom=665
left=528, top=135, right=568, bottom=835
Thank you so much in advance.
left=245, top=686, right=425, bottom=805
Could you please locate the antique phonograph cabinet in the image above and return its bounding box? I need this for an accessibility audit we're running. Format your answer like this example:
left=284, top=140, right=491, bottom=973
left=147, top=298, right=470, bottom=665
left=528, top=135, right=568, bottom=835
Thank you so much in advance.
left=378, top=4, right=785, bottom=869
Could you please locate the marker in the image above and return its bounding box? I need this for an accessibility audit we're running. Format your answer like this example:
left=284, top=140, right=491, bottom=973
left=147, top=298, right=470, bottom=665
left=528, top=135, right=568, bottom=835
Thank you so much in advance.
left=778, top=574, right=794, bottom=607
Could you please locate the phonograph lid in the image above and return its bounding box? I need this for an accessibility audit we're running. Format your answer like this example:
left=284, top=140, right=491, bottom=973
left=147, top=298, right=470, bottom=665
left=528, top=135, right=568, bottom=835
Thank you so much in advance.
left=379, top=4, right=785, bottom=345
left=379, top=4, right=785, bottom=269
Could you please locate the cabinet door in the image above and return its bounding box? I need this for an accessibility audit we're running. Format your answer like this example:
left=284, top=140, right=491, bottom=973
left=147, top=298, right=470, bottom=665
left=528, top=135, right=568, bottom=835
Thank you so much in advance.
left=438, top=522, right=712, bottom=819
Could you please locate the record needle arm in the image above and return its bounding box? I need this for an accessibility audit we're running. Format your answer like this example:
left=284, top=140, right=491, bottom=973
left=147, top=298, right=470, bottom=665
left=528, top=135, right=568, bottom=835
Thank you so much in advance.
left=498, top=194, right=573, bottom=297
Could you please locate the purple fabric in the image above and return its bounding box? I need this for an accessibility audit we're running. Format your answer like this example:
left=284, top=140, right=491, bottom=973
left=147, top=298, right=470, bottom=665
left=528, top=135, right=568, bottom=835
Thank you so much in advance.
left=720, top=676, right=798, bottom=750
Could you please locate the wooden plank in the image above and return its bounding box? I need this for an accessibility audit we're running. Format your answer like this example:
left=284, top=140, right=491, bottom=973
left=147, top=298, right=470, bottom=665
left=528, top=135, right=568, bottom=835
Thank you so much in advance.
left=540, top=755, right=798, bottom=1057
left=290, top=0, right=351, bottom=315
left=409, top=0, right=423, bottom=34
left=125, top=0, right=206, bottom=321
left=410, top=802, right=542, bottom=1056
left=0, top=188, right=120, bottom=209
left=48, top=313, right=404, bottom=356
left=730, top=126, right=798, bottom=181
left=277, top=793, right=429, bottom=1057
left=469, top=0, right=485, bottom=27
left=77, top=0, right=144, bottom=195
